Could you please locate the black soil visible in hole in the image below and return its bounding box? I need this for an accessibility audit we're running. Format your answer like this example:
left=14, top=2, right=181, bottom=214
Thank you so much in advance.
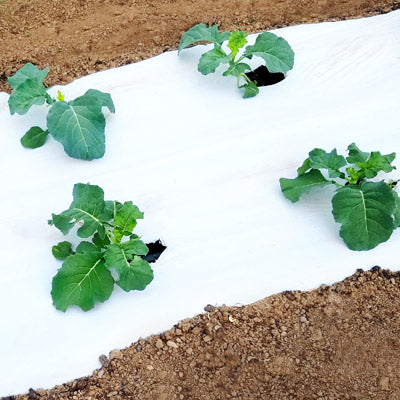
left=245, top=65, right=285, bottom=87
left=143, top=240, right=167, bottom=263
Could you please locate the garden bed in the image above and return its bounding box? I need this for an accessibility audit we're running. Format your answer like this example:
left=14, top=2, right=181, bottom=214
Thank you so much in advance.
left=1, top=1, right=400, bottom=399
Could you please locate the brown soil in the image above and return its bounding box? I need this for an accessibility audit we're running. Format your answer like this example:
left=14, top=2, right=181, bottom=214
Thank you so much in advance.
left=0, top=0, right=399, bottom=93
left=2, top=1, right=400, bottom=399
left=10, top=267, right=400, bottom=400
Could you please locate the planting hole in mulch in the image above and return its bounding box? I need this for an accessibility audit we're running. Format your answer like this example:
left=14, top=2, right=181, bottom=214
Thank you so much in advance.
left=143, top=240, right=167, bottom=263
left=245, top=65, right=285, bottom=87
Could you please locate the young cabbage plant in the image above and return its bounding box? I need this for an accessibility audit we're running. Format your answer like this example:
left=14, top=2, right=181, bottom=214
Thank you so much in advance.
left=49, top=183, right=154, bottom=311
left=8, top=63, right=115, bottom=160
left=178, top=24, right=294, bottom=98
left=280, top=144, right=400, bottom=251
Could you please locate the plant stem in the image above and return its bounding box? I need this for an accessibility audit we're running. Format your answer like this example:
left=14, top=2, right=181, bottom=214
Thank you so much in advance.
left=45, top=93, right=56, bottom=105
left=105, top=228, right=117, bottom=244
left=237, top=72, right=252, bottom=88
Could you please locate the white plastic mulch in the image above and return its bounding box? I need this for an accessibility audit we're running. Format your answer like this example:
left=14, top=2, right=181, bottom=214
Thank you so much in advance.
left=1, top=10, right=399, bottom=396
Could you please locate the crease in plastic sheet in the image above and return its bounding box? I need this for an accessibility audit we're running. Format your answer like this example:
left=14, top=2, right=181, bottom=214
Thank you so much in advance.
left=1, top=11, right=400, bottom=396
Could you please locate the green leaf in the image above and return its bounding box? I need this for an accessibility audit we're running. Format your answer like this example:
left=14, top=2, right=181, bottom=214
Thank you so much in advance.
left=345, top=167, right=360, bottom=184
left=114, top=201, right=144, bottom=234
left=56, top=90, right=65, bottom=102
left=178, top=23, right=230, bottom=53
left=8, top=78, right=47, bottom=115
left=297, top=158, right=311, bottom=176
left=20, top=126, right=49, bottom=149
left=51, top=183, right=111, bottom=238
left=227, top=30, right=247, bottom=57
left=346, top=143, right=369, bottom=164
left=346, top=143, right=396, bottom=179
left=46, top=89, right=113, bottom=160
left=198, top=47, right=230, bottom=75
left=92, top=231, right=111, bottom=249
left=52, top=241, right=74, bottom=261
left=52, top=253, right=114, bottom=311
left=241, top=81, right=259, bottom=98
left=105, top=240, right=151, bottom=292
left=116, top=257, right=153, bottom=292
left=105, top=239, right=149, bottom=266
left=356, top=151, right=396, bottom=179
left=105, top=200, right=123, bottom=220
left=121, top=238, right=149, bottom=256
left=308, top=148, right=346, bottom=178
left=393, top=191, right=400, bottom=228
left=73, top=89, right=115, bottom=114
left=8, top=63, right=49, bottom=90
left=222, top=61, right=251, bottom=77
left=76, top=241, right=102, bottom=255
left=280, top=169, right=331, bottom=203
left=243, top=32, right=294, bottom=73
left=332, top=181, right=396, bottom=250
left=50, top=213, right=75, bottom=235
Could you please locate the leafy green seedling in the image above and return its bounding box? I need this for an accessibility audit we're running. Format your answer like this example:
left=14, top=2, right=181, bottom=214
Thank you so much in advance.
left=8, top=63, right=115, bottom=160
left=178, top=23, right=294, bottom=98
left=280, top=144, right=400, bottom=251
left=49, top=183, right=154, bottom=311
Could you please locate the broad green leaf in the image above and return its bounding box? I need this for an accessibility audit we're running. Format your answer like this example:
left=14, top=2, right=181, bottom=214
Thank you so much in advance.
left=73, top=89, right=115, bottom=114
left=76, top=241, right=102, bottom=255
left=122, top=238, right=149, bottom=256
left=105, top=241, right=151, bottom=291
left=297, top=158, right=311, bottom=176
left=105, top=200, right=123, bottom=220
left=332, top=181, right=396, bottom=250
left=222, top=61, right=251, bottom=77
left=280, top=169, right=331, bottom=203
left=8, top=63, right=49, bottom=90
left=51, top=183, right=111, bottom=238
left=114, top=202, right=143, bottom=231
left=105, top=239, right=149, bottom=265
left=346, top=143, right=396, bottom=179
left=356, top=151, right=396, bottom=179
left=346, top=143, right=369, bottom=164
left=392, top=191, right=400, bottom=228
left=116, top=257, right=153, bottom=292
left=20, top=126, right=49, bottom=149
left=227, top=30, right=247, bottom=57
left=243, top=32, right=294, bottom=73
left=241, top=81, right=259, bottom=98
left=46, top=90, right=112, bottom=160
left=178, top=24, right=230, bottom=53
left=308, top=148, right=346, bottom=178
left=198, top=47, right=230, bottom=75
left=50, top=213, right=75, bottom=235
left=92, top=231, right=111, bottom=249
left=52, top=253, right=114, bottom=311
left=52, top=241, right=74, bottom=261
left=8, top=78, right=47, bottom=115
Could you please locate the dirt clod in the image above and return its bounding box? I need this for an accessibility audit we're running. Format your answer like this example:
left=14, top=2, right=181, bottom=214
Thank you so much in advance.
left=109, top=349, right=123, bottom=360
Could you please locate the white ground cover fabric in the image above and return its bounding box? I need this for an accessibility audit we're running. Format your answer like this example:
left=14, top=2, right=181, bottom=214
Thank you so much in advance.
left=1, top=11, right=400, bottom=396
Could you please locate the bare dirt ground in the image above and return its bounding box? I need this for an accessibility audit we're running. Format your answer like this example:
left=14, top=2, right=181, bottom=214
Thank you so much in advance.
left=0, top=0, right=399, bottom=93
left=1, top=0, right=400, bottom=399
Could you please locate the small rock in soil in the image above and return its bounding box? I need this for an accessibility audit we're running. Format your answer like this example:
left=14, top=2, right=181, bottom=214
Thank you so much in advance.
left=109, top=349, right=123, bottom=360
